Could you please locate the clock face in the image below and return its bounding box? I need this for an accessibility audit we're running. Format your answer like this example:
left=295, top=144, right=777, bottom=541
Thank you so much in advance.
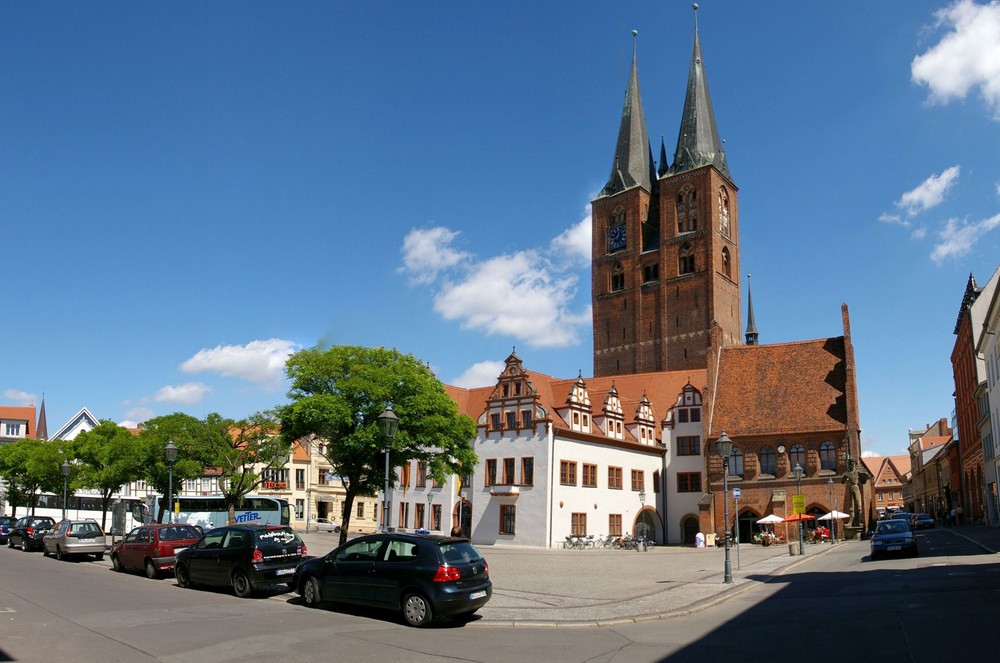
left=608, top=224, right=626, bottom=252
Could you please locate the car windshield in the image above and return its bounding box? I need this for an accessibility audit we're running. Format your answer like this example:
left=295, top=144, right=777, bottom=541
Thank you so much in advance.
left=440, top=541, right=483, bottom=564
left=878, top=521, right=909, bottom=534
left=160, top=526, right=200, bottom=541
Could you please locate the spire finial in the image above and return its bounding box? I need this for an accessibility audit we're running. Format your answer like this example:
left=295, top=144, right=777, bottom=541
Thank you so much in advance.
left=745, top=272, right=759, bottom=346
left=693, top=3, right=699, bottom=31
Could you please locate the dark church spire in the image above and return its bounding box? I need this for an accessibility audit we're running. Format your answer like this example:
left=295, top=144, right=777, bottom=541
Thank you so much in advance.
left=599, top=30, right=653, bottom=197
left=745, top=273, right=759, bottom=345
left=668, top=4, right=732, bottom=181
left=36, top=395, right=48, bottom=441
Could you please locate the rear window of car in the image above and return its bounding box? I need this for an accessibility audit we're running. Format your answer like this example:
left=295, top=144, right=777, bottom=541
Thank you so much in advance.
left=160, top=526, right=201, bottom=541
left=439, top=542, right=482, bottom=564
left=70, top=522, right=102, bottom=535
left=253, top=527, right=302, bottom=551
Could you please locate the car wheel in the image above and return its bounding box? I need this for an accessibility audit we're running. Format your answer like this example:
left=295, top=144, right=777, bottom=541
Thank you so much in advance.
left=145, top=559, right=159, bottom=579
left=232, top=571, right=253, bottom=598
left=56, top=546, right=64, bottom=561
left=175, top=563, right=192, bottom=588
left=302, top=576, right=322, bottom=608
left=43, top=546, right=50, bottom=557
left=112, top=555, right=123, bottom=572
left=94, top=553, right=104, bottom=562
left=21, top=538, right=29, bottom=552
left=402, top=592, right=434, bottom=627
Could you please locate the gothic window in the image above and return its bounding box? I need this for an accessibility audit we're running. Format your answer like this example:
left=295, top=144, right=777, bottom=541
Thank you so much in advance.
left=679, top=243, right=695, bottom=275
left=719, top=187, right=731, bottom=238
left=611, top=263, right=625, bottom=291
left=759, top=446, right=776, bottom=476
left=722, top=247, right=731, bottom=279
left=643, top=263, right=659, bottom=283
left=727, top=448, right=744, bottom=478
left=790, top=443, right=807, bottom=471
left=820, top=442, right=837, bottom=471
left=676, top=186, right=697, bottom=233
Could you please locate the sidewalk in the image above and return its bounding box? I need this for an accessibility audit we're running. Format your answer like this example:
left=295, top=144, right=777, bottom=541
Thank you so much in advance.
left=944, top=523, right=1000, bottom=553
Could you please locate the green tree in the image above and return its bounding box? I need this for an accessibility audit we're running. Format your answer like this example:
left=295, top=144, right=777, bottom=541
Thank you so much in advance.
left=73, top=421, right=146, bottom=530
left=136, top=413, right=218, bottom=522
left=0, top=440, right=68, bottom=517
left=200, top=411, right=291, bottom=524
left=277, top=345, right=478, bottom=544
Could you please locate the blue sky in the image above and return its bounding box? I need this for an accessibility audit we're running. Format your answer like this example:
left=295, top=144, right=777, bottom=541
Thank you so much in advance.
left=3, top=1, right=1000, bottom=458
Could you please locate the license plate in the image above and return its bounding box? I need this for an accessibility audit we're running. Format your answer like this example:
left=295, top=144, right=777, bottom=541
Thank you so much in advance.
left=887, top=546, right=901, bottom=551
left=276, top=568, right=294, bottom=576
left=469, top=590, right=486, bottom=600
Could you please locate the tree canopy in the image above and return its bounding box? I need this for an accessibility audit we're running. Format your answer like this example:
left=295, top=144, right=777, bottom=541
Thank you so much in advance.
left=277, top=345, right=477, bottom=543
left=0, top=439, right=70, bottom=517
left=73, top=421, right=146, bottom=529
left=136, top=412, right=217, bottom=522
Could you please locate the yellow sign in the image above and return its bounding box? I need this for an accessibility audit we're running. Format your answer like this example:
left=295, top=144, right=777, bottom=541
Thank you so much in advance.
left=174, top=501, right=180, bottom=514
left=792, top=494, right=805, bottom=515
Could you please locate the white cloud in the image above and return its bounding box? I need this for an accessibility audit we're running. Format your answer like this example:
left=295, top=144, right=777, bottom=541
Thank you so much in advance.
left=400, top=221, right=592, bottom=349
left=897, top=166, right=961, bottom=216
left=121, top=406, right=154, bottom=424
left=450, top=360, right=505, bottom=389
left=931, top=212, right=1000, bottom=262
left=3, top=389, right=37, bottom=406
left=861, top=449, right=882, bottom=458
left=878, top=212, right=910, bottom=228
left=399, top=226, right=470, bottom=285
left=154, top=382, right=212, bottom=405
left=180, top=338, right=300, bottom=388
left=911, top=227, right=928, bottom=240
left=912, top=0, right=1000, bottom=119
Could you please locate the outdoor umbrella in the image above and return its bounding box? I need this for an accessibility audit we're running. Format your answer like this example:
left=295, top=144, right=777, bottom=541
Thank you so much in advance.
left=784, top=513, right=815, bottom=522
left=818, top=510, right=849, bottom=521
left=756, top=514, right=785, bottom=524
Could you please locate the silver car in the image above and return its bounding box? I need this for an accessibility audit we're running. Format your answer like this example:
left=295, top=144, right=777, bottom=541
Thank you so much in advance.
left=43, top=519, right=106, bottom=561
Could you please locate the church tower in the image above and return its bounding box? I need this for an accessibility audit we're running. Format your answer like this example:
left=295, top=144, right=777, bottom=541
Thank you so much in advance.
left=592, top=9, right=741, bottom=377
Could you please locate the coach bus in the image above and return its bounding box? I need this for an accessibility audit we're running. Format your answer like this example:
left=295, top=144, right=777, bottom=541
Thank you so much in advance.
left=153, top=495, right=290, bottom=530
left=16, top=493, right=149, bottom=534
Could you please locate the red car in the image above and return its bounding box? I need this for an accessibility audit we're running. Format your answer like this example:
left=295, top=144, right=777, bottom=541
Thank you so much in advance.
left=111, top=524, right=202, bottom=578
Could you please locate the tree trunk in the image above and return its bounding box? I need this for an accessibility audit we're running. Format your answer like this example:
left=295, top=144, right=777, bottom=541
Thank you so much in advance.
left=339, top=489, right=357, bottom=546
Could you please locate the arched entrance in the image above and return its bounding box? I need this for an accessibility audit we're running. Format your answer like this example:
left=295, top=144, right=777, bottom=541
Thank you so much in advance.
left=737, top=509, right=760, bottom=544
left=452, top=499, right=472, bottom=537
left=632, top=507, right=662, bottom=543
left=681, top=515, right=699, bottom=545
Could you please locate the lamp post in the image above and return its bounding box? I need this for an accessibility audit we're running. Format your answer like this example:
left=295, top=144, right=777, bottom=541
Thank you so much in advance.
left=378, top=406, right=399, bottom=532
left=426, top=491, right=434, bottom=531
left=793, top=463, right=805, bottom=555
left=717, top=432, right=733, bottom=583
left=165, top=441, right=177, bottom=524
left=638, top=489, right=647, bottom=552
left=61, top=461, right=71, bottom=520
left=828, top=477, right=836, bottom=543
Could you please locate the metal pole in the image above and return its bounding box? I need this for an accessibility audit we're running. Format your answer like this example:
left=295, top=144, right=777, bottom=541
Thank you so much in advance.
left=723, top=462, right=732, bottom=583
left=62, top=475, right=67, bottom=520
left=797, top=471, right=804, bottom=556
left=735, top=494, right=740, bottom=570
left=168, top=464, right=173, bottom=525
left=383, top=444, right=390, bottom=532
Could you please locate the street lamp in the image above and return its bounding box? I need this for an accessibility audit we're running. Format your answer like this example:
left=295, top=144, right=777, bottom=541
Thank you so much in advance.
left=638, top=489, right=647, bottom=552
left=793, top=463, right=805, bottom=555
left=828, top=477, right=836, bottom=543
left=717, top=432, right=733, bottom=583
left=378, top=406, right=399, bottom=532
left=426, top=491, right=434, bottom=531
left=61, top=460, right=71, bottom=520
left=165, top=441, right=178, bottom=524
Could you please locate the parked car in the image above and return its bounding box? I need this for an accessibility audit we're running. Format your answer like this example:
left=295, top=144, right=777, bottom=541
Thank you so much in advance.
left=292, top=532, right=492, bottom=627
left=111, top=524, right=202, bottom=578
left=0, top=516, right=18, bottom=544
left=174, top=525, right=307, bottom=597
left=6, top=516, right=56, bottom=552
left=43, top=519, right=106, bottom=561
left=314, top=518, right=341, bottom=533
left=889, top=511, right=917, bottom=527
left=870, top=519, right=918, bottom=559
left=914, top=513, right=936, bottom=529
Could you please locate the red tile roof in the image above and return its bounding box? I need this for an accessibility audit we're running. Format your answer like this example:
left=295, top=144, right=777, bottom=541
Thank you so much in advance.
left=709, top=338, right=849, bottom=438
left=0, top=405, right=36, bottom=438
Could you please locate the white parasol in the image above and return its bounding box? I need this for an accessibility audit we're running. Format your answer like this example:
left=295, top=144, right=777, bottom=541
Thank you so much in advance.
left=818, top=510, right=850, bottom=521
left=756, top=514, right=785, bottom=524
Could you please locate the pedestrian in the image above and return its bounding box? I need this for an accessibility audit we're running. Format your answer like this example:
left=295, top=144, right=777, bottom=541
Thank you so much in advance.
left=451, top=525, right=464, bottom=537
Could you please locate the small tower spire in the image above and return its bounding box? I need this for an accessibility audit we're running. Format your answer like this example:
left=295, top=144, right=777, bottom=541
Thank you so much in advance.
left=745, top=273, right=759, bottom=345
left=668, top=4, right=732, bottom=181
left=599, top=30, right=653, bottom=196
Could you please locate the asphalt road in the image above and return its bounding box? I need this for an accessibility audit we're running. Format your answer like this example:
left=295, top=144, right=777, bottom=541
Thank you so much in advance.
left=1, top=528, right=997, bottom=662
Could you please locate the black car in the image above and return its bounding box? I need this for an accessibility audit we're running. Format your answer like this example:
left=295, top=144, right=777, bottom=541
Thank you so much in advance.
left=0, top=516, right=18, bottom=544
left=174, top=525, right=307, bottom=597
left=6, top=516, right=56, bottom=552
left=293, top=532, right=492, bottom=627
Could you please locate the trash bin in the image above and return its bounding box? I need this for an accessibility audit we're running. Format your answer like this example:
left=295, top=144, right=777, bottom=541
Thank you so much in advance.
left=789, top=543, right=798, bottom=556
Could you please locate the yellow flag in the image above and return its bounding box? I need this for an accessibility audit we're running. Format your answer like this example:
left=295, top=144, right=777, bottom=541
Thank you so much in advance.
left=456, top=476, right=462, bottom=491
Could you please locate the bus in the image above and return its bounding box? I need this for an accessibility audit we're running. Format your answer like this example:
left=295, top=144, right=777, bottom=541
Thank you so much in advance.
left=152, top=495, right=290, bottom=530
left=16, top=493, right=149, bottom=535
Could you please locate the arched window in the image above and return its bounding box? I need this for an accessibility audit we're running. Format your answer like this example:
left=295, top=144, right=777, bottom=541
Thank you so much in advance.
left=790, top=444, right=806, bottom=471
left=676, top=186, right=697, bottom=233
left=611, top=263, right=625, bottom=292
left=727, top=448, right=744, bottom=478
left=679, top=243, right=695, bottom=275
left=820, top=442, right=837, bottom=471
left=722, top=247, right=731, bottom=279
left=759, top=446, right=776, bottom=476
left=719, top=187, right=731, bottom=238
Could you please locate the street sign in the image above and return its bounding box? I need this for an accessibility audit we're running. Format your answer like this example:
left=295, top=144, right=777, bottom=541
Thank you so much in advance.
left=732, top=487, right=741, bottom=499
left=792, top=494, right=805, bottom=514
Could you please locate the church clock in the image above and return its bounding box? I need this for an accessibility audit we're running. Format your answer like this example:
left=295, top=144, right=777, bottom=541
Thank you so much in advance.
left=608, top=224, right=626, bottom=252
